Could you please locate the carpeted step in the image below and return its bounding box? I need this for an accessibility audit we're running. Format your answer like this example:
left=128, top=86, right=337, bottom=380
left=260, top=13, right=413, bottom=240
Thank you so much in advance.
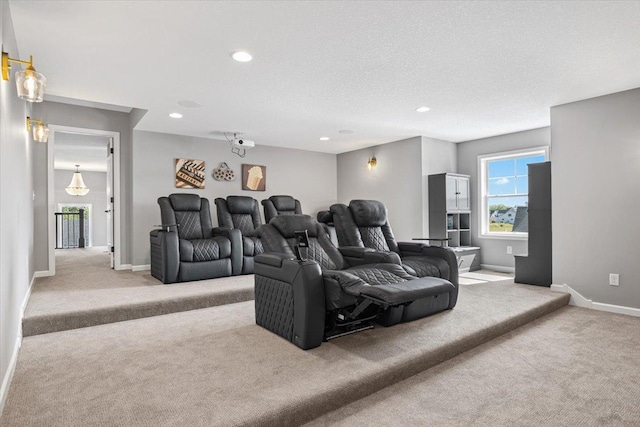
left=22, top=275, right=255, bottom=336
left=3, top=282, right=569, bottom=427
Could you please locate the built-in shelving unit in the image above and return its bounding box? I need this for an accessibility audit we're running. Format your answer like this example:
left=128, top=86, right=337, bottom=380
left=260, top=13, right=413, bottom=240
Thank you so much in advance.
left=429, top=173, right=479, bottom=272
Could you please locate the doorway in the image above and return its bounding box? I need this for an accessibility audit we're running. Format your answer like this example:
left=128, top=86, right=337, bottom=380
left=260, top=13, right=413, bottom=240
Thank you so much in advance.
left=46, top=126, right=121, bottom=275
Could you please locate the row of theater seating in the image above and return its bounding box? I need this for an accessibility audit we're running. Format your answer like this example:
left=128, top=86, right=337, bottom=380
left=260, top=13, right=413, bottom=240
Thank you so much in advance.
left=150, top=194, right=458, bottom=349
left=150, top=194, right=300, bottom=282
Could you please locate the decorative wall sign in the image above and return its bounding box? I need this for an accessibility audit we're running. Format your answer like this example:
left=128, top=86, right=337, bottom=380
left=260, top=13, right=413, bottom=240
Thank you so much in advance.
left=213, top=162, right=236, bottom=181
left=241, top=164, right=266, bottom=191
left=175, top=159, right=205, bottom=189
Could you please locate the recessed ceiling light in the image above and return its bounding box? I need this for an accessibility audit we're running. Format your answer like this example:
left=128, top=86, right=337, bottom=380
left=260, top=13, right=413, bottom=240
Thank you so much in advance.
left=169, top=112, right=183, bottom=119
left=319, top=137, right=330, bottom=141
left=231, top=51, right=253, bottom=62
left=178, top=100, right=202, bottom=108
left=338, top=130, right=354, bottom=134
left=416, top=106, right=430, bottom=113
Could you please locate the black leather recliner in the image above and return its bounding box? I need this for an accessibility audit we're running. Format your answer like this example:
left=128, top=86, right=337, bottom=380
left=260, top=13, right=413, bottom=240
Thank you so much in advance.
left=261, top=195, right=303, bottom=223
left=255, top=215, right=457, bottom=350
left=150, top=194, right=242, bottom=283
left=215, top=196, right=264, bottom=274
left=329, top=200, right=459, bottom=305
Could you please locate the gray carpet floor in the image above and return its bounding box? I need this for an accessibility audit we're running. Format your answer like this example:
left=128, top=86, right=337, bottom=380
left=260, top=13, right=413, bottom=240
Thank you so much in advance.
left=307, top=305, right=640, bottom=427
left=1, top=282, right=568, bottom=426
left=24, top=247, right=255, bottom=335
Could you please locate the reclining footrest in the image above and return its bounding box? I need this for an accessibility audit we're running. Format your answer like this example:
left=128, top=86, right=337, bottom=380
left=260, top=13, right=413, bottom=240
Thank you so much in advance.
left=357, top=277, right=455, bottom=307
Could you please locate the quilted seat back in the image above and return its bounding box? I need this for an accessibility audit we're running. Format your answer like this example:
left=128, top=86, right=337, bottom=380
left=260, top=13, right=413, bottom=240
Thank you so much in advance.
left=158, top=194, right=214, bottom=240
left=261, top=195, right=303, bottom=223
left=330, top=200, right=400, bottom=253
left=215, top=196, right=262, bottom=236
left=261, top=215, right=345, bottom=271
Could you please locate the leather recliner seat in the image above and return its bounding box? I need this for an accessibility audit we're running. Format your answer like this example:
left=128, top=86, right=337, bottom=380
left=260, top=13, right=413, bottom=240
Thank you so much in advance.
left=261, top=195, right=302, bottom=223
left=215, top=196, right=264, bottom=274
left=255, top=215, right=456, bottom=350
left=150, top=194, right=242, bottom=283
left=330, top=200, right=459, bottom=306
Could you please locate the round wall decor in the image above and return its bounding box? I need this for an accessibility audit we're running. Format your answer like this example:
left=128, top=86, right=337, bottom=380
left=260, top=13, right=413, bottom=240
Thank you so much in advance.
left=213, top=162, right=236, bottom=181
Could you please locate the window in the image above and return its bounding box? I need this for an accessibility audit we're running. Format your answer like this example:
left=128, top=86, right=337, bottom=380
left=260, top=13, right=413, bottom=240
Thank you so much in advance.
left=478, top=147, right=548, bottom=239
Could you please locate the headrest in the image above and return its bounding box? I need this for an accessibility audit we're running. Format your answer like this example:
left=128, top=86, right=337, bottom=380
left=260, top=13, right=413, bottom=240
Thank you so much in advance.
left=270, top=195, right=296, bottom=211
left=227, top=196, right=256, bottom=214
left=349, top=200, right=388, bottom=227
left=168, top=194, right=202, bottom=211
left=316, top=210, right=333, bottom=224
left=270, top=215, right=319, bottom=238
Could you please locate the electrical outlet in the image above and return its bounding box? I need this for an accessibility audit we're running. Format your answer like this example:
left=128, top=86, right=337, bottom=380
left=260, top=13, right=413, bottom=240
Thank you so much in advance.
left=506, top=246, right=513, bottom=255
left=609, top=273, right=620, bottom=287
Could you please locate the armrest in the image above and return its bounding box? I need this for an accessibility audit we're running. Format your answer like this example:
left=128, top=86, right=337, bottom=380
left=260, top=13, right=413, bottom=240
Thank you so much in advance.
left=254, top=254, right=325, bottom=350
left=153, top=224, right=179, bottom=232
left=149, top=229, right=179, bottom=284
left=340, top=246, right=402, bottom=267
left=398, top=241, right=459, bottom=306
left=213, top=227, right=243, bottom=275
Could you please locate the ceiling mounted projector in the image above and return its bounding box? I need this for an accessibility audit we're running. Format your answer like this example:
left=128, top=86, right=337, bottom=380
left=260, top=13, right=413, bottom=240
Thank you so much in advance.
left=232, top=138, right=255, bottom=149
left=224, top=132, right=256, bottom=158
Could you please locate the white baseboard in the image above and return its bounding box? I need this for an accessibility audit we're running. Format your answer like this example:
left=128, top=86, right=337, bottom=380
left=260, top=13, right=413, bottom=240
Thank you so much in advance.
left=115, top=264, right=132, bottom=271
left=33, top=270, right=52, bottom=278
left=0, top=335, right=21, bottom=416
left=132, top=264, right=150, bottom=272
left=0, top=272, right=35, bottom=415
left=480, top=264, right=515, bottom=274
left=550, top=284, right=640, bottom=317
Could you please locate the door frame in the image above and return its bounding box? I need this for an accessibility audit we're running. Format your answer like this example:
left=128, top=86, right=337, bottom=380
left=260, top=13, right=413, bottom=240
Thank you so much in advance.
left=47, top=125, right=122, bottom=275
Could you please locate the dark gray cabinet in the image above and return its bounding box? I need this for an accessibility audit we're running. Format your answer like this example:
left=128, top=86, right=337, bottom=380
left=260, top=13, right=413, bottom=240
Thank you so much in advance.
left=514, top=162, right=552, bottom=286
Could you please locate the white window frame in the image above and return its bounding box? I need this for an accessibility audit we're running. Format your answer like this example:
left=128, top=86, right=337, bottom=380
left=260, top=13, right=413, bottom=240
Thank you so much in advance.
left=477, top=146, right=549, bottom=240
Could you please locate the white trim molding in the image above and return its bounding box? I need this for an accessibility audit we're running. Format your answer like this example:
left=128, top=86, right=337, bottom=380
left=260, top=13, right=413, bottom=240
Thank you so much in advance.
left=0, top=335, right=21, bottom=416
left=480, top=264, right=515, bottom=274
left=551, top=284, right=640, bottom=317
left=47, top=125, right=122, bottom=274
left=1, top=273, right=36, bottom=415
left=132, top=264, right=150, bottom=272
left=33, top=270, right=52, bottom=278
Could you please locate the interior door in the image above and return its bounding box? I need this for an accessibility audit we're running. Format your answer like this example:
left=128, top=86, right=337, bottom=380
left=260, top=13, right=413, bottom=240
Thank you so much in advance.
left=106, top=138, right=114, bottom=268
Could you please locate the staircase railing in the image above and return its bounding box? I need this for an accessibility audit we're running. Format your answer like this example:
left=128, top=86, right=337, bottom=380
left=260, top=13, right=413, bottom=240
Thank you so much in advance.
left=54, top=209, right=85, bottom=249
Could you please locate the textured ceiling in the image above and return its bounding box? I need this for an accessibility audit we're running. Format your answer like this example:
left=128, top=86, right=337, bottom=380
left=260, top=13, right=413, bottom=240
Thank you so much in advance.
left=9, top=1, right=640, bottom=153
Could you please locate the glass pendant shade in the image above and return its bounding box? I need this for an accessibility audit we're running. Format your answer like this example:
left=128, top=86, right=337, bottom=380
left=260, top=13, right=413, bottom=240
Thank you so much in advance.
left=15, top=68, right=46, bottom=102
left=65, top=166, right=90, bottom=196
left=33, top=123, right=49, bottom=143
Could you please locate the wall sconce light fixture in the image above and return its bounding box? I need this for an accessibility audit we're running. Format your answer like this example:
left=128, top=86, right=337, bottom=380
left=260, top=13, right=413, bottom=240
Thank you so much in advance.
left=65, top=165, right=90, bottom=196
left=2, top=52, right=46, bottom=102
left=367, top=156, right=377, bottom=171
left=26, top=116, right=49, bottom=143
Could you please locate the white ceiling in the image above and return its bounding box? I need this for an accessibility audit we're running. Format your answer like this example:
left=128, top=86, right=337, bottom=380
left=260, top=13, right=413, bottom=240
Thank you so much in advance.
left=9, top=1, right=640, bottom=154
left=54, top=132, right=109, bottom=172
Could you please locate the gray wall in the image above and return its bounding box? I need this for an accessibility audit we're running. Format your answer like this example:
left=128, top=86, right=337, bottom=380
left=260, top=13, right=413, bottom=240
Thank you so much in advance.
left=551, top=88, right=640, bottom=308
left=0, top=0, right=33, bottom=410
left=337, top=137, right=423, bottom=241
left=337, top=136, right=457, bottom=242
left=421, top=137, right=458, bottom=235
left=54, top=170, right=108, bottom=246
left=132, top=131, right=337, bottom=266
left=456, top=127, right=551, bottom=269
left=32, top=101, right=134, bottom=270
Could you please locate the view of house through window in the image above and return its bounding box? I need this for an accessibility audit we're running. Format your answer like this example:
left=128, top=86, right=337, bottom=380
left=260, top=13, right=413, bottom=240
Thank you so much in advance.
left=479, top=149, right=547, bottom=236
